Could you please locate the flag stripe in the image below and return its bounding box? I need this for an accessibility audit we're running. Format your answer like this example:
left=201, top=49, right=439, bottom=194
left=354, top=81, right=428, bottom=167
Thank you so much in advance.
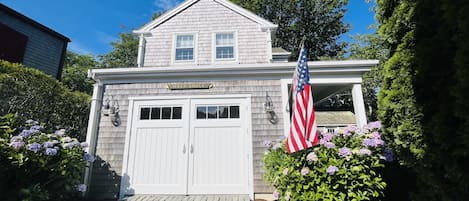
left=286, top=48, right=319, bottom=153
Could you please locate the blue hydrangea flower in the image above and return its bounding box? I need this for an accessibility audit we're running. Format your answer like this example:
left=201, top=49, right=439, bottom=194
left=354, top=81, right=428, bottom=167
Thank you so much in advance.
left=343, top=125, right=357, bottom=136
left=10, top=136, right=23, bottom=142
left=84, top=153, right=95, bottom=162
left=28, top=142, right=42, bottom=153
left=326, top=166, right=339, bottom=175
left=338, top=147, right=352, bottom=157
left=30, top=125, right=43, bottom=131
left=371, top=131, right=381, bottom=139
left=54, top=129, right=66, bottom=136
left=43, top=141, right=54, bottom=148
left=10, top=141, right=25, bottom=149
left=362, top=138, right=384, bottom=147
left=45, top=148, right=58, bottom=156
left=321, top=133, right=333, bottom=142
left=367, top=121, right=382, bottom=129
left=76, top=184, right=87, bottom=192
left=19, top=129, right=35, bottom=138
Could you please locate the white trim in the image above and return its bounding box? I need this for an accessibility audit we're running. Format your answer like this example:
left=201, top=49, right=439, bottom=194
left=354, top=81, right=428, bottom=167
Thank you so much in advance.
left=119, top=94, right=253, bottom=198
left=352, top=84, right=367, bottom=127
left=280, top=79, right=291, bottom=136
left=212, top=31, right=238, bottom=62
left=266, top=29, right=273, bottom=61
left=137, top=34, right=146, bottom=67
left=84, top=82, right=103, bottom=198
left=89, top=60, right=378, bottom=83
left=172, top=33, right=198, bottom=64
left=119, top=98, right=135, bottom=199
left=134, top=0, right=277, bottom=34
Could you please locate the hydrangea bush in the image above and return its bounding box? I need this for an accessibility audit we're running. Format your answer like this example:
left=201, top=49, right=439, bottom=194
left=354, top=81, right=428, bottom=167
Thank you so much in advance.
left=0, top=115, right=93, bottom=201
left=263, top=122, right=391, bottom=201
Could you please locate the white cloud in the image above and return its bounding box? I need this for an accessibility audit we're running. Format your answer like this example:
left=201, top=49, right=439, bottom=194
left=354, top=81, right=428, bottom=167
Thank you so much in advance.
left=153, top=0, right=183, bottom=11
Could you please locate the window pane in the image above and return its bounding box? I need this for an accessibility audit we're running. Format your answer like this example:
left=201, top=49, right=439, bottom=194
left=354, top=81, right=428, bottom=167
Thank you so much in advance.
left=207, top=106, right=218, bottom=119
left=219, top=106, right=229, bottom=118
left=216, top=47, right=234, bottom=59
left=162, top=107, right=172, bottom=119
left=230, top=106, right=240, bottom=118
left=176, top=35, right=193, bottom=48
left=176, top=48, right=193, bottom=61
left=172, top=107, right=182, bottom=119
left=216, top=33, right=234, bottom=46
left=140, top=108, right=150, bottom=120
left=197, top=106, right=207, bottom=119
left=151, top=107, right=161, bottom=120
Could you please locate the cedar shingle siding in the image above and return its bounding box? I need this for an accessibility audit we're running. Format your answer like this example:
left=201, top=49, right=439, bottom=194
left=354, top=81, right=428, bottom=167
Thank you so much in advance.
left=89, top=81, right=282, bottom=200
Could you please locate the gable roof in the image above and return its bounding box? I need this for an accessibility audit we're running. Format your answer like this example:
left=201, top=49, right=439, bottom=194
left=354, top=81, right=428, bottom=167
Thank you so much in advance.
left=0, top=3, right=70, bottom=42
left=134, top=0, right=277, bottom=34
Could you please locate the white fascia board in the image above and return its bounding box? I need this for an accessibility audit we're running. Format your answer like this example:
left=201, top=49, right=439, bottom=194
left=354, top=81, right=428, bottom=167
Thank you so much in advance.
left=89, top=60, right=378, bottom=83
left=134, top=0, right=277, bottom=33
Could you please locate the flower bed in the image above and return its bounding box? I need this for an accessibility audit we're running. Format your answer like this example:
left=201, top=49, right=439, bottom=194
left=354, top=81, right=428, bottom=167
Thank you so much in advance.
left=263, top=122, right=391, bottom=201
left=0, top=115, right=93, bottom=201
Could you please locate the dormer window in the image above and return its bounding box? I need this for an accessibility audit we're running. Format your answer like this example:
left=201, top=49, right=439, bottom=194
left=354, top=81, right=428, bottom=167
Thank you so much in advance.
left=175, top=34, right=194, bottom=61
left=215, top=33, right=235, bottom=60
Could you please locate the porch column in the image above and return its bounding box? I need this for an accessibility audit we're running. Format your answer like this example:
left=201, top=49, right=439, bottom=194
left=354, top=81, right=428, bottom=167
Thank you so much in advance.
left=351, top=84, right=367, bottom=127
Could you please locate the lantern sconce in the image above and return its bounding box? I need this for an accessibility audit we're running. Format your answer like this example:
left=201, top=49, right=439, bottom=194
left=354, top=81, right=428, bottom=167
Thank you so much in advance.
left=264, top=92, right=278, bottom=124
left=102, top=96, right=121, bottom=127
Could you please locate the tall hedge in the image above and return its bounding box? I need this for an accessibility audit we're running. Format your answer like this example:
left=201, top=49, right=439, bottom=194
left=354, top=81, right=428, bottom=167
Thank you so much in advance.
left=0, top=61, right=90, bottom=141
left=377, top=0, right=469, bottom=200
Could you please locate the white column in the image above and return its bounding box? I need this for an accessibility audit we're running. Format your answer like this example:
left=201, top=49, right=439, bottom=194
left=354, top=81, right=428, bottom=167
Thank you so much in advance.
left=137, top=34, right=146, bottom=67
left=83, top=82, right=104, bottom=196
left=352, top=84, right=367, bottom=127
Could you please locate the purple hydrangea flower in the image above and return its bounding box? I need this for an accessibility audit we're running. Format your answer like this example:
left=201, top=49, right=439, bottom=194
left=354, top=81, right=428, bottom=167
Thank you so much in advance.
left=301, top=167, right=310, bottom=176
left=61, top=137, right=73, bottom=143
left=28, top=142, right=42, bottom=153
left=25, top=119, right=39, bottom=125
left=19, top=129, right=36, bottom=138
left=362, top=138, right=384, bottom=147
left=306, top=152, right=318, bottom=162
left=358, top=148, right=372, bottom=156
left=45, top=148, right=58, bottom=156
left=43, top=141, right=54, bottom=148
left=278, top=135, right=286, bottom=141
left=76, top=184, right=87, bottom=192
left=84, top=153, right=95, bottom=162
left=54, top=129, right=66, bottom=136
left=324, top=142, right=336, bottom=149
left=273, top=190, right=279, bottom=199
left=343, top=125, right=357, bottom=136
left=338, top=147, right=352, bottom=157
left=10, top=136, right=23, bottom=142
left=326, top=166, right=339, bottom=175
left=367, top=121, right=382, bottom=129
left=263, top=140, right=273, bottom=147
left=10, top=141, right=25, bottom=149
left=321, top=133, right=333, bottom=142
left=371, top=131, right=381, bottom=139
left=30, top=125, right=43, bottom=131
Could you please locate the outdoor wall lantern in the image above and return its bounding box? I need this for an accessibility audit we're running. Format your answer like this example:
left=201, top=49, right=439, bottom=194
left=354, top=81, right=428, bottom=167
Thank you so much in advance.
left=102, top=96, right=121, bottom=127
left=264, top=92, right=278, bottom=124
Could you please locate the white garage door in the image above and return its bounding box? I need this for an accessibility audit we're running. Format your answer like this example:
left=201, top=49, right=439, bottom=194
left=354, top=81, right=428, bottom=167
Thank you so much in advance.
left=124, top=97, right=250, bottom=195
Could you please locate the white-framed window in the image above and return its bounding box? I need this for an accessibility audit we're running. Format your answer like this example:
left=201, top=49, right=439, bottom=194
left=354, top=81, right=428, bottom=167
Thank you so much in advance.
left=215, top=32, right=235, bottom=60
left=175, top=34, right=195, bottom=61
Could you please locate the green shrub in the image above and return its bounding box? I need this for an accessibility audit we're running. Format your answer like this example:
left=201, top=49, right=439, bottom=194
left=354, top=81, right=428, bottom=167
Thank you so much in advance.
left=263, top=122, right=389, bottom=201
left=0, top=115, right=93, bottom=201
left=0, top=60, right=90, bottom=141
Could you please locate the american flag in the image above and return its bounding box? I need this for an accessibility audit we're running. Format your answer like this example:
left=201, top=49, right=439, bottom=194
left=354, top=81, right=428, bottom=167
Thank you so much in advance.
left=286, top=48, right=319, bottom=153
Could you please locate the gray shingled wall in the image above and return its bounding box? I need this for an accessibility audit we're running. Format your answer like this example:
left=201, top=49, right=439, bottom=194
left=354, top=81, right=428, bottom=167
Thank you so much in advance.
left=0, top=11, right=65, bottom=78
left=89, top=80, right=283, bottom=200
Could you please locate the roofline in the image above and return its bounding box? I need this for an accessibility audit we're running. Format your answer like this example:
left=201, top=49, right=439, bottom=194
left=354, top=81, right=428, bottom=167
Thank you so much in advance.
left=134, top=0, right=277, bottom=34
left=0, top=3, right=71, bottom=42
left=89, top=60, right=378, bottom=83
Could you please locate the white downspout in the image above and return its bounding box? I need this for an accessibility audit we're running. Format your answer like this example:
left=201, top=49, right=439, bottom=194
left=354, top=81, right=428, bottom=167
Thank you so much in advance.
left=266, top=28, right=273, bottom=62
left=83, top=80, right=104, bottom=197
left=137, top=33, right=146, bottom=67
left=352, top=84, right=367, bottom=127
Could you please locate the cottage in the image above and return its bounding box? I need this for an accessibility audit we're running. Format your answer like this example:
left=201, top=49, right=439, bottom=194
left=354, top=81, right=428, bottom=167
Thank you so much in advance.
left=0, top=3, right=69, bottom=79
left=85, top=0, right=377, bottom=200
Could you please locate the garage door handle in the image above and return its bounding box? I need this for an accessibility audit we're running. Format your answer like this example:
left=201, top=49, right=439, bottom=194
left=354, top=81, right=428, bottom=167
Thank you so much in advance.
left=183, top=145, right=186, bottom=154
left=190, top=144, right=194, bottom=154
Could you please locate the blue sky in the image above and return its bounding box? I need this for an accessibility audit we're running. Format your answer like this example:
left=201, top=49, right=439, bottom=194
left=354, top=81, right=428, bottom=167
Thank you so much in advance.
left=2, top=0, right=376, bottom=56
